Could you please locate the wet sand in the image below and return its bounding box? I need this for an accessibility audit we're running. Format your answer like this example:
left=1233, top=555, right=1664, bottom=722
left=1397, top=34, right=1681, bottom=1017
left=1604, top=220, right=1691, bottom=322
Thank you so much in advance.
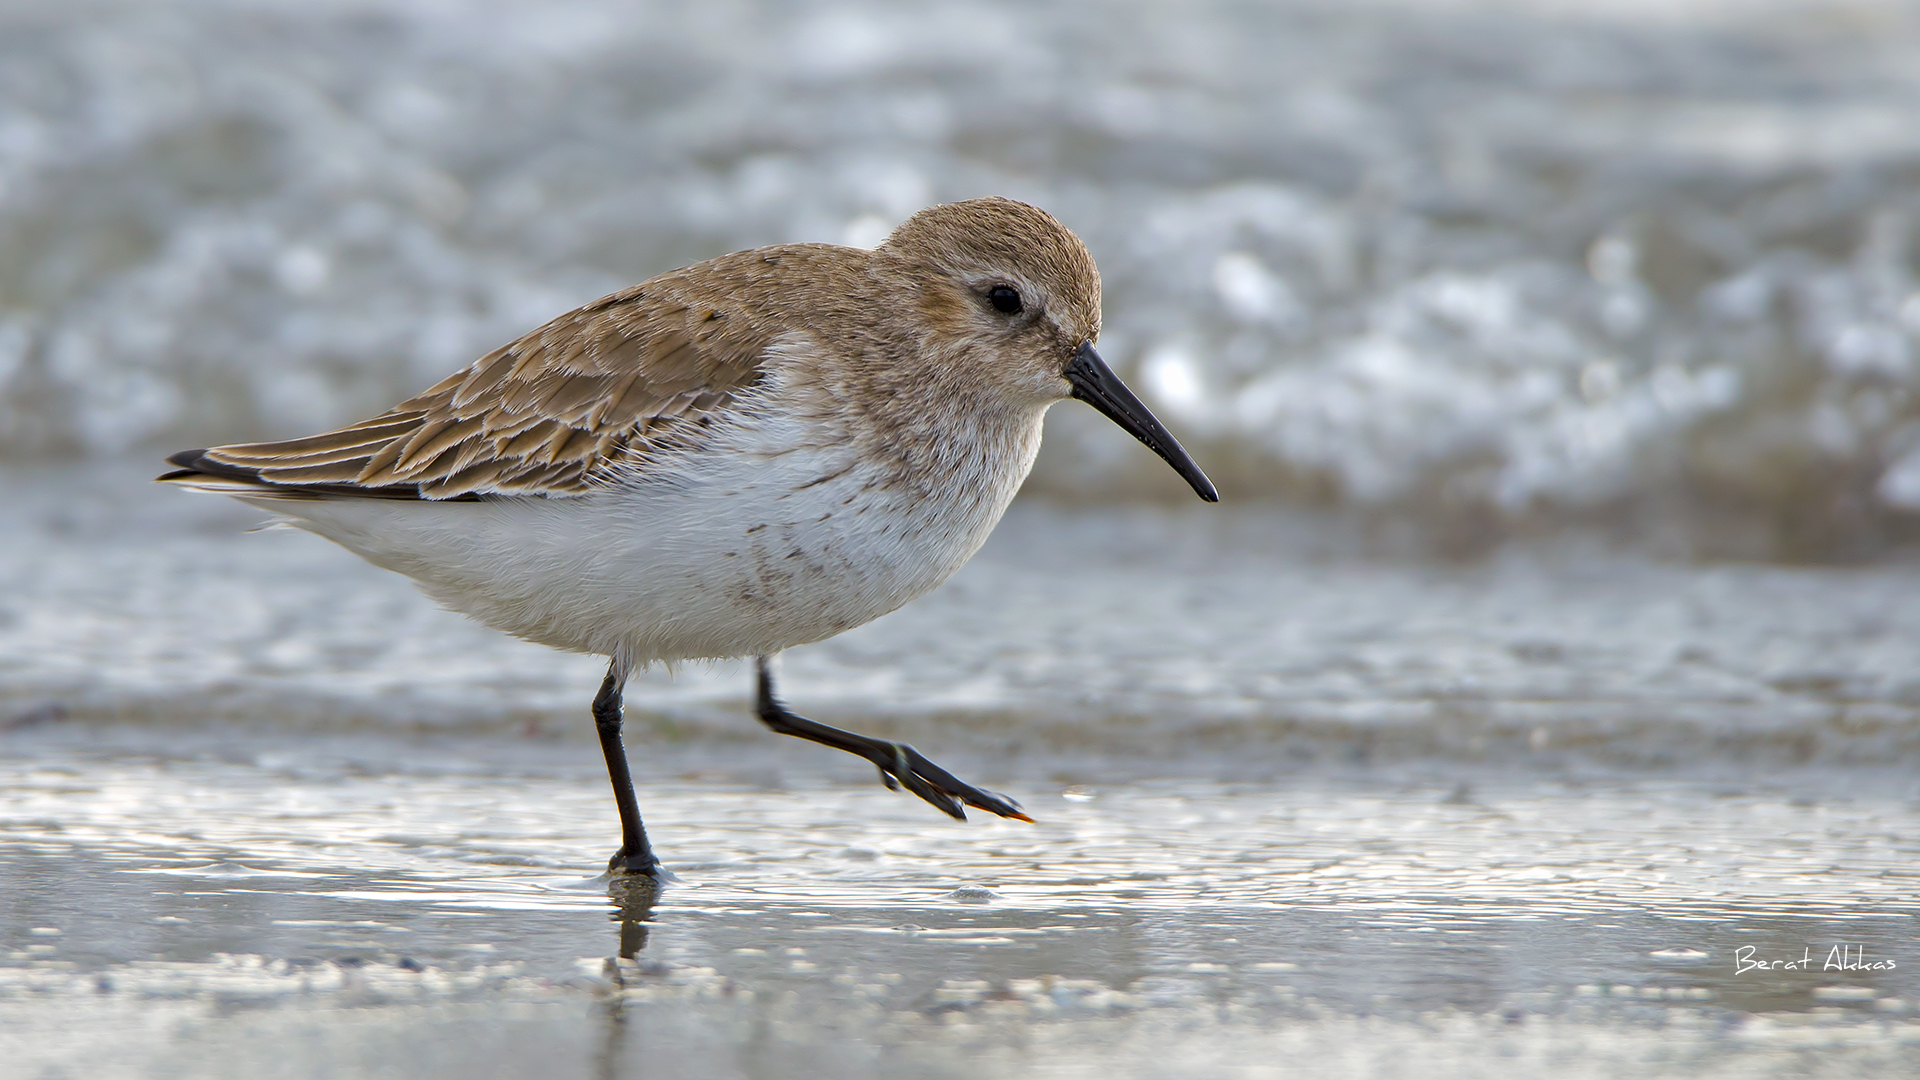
left=3, top=729, right=1916, bottom=1079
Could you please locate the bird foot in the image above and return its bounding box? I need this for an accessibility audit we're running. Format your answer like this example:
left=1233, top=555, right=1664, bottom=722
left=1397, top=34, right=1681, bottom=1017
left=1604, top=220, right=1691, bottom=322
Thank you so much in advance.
left=605, top=847, right=660, bottom=878
left=875, top=740, right=1033, bottom=823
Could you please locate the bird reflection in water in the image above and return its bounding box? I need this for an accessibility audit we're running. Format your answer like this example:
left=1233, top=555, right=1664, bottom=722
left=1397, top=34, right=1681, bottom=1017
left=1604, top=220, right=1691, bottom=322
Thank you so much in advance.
left=595, top=875, right=661, bottom=1080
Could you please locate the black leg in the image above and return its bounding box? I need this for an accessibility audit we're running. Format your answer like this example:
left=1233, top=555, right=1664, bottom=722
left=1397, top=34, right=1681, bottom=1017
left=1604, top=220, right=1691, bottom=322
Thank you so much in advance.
left=753, top=655, right=1032, bottom=823
left=593, top=662, right=658, bottom=876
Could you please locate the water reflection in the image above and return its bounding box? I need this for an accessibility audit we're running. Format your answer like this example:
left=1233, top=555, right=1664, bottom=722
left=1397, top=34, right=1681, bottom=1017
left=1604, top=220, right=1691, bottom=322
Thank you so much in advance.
left=596, top=875, right=662, bottom=1080
left=608, top=876, right=662, bottom=965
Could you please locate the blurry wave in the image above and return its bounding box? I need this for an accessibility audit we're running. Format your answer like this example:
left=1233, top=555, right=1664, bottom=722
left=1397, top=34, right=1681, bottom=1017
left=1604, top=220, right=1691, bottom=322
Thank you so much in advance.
left=3, top=0, right=1920, bottom=556
left=7, top=472, right=1920, bottom=764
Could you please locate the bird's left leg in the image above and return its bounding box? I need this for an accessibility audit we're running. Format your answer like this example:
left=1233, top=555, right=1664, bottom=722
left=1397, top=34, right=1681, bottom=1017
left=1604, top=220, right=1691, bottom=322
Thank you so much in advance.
left=752, top=655, right=1032, bottom=822
left=593, top=659, right=660, bottom=876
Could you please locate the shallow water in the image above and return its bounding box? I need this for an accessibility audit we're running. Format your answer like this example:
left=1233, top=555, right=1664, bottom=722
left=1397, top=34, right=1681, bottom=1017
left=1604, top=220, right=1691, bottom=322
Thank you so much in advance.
left=3, top=731, right=1917, bottom=1080
left=4, top=465, right=1920, bottom=1077
left=7, top=463, right=1920, bottom=767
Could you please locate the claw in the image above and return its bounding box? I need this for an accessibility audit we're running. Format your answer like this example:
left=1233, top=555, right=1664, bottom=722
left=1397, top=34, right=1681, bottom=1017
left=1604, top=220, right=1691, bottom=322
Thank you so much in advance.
left=870, top=740, right=1035, bottom=824
left=965, top=790, right=1034, bottom=823
left=994, top=803, right=1036, bottom=824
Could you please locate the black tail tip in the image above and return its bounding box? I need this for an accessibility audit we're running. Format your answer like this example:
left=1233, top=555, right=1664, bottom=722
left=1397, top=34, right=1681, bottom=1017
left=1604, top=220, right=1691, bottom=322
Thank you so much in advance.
left=166, top=448, right=210, bottom=470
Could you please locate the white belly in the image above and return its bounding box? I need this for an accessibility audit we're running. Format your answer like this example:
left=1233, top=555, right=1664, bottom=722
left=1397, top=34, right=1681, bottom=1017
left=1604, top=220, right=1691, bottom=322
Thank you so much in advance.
left=249, top=410, right=1044, bottom=663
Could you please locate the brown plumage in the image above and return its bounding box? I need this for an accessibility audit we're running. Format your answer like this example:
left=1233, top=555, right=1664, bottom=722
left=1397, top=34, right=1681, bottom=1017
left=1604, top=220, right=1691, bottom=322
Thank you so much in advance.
left=166, top=250, right=802, bottom=498
left=162, top=197, right=1103, bottom=502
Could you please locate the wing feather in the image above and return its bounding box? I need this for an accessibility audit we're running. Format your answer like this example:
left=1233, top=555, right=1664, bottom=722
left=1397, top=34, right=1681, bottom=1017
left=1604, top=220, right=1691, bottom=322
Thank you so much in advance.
left=164, top=248, right=814, bottom=500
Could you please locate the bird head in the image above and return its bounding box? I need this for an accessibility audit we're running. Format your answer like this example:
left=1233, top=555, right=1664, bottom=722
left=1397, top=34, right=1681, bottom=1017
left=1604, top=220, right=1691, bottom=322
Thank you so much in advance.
left=874, top=197, right=1217, bottom=502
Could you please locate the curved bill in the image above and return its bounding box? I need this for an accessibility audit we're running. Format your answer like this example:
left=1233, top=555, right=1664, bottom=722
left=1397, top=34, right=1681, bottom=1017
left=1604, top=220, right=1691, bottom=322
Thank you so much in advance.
left=1064, top=343, right=1218, bottom=502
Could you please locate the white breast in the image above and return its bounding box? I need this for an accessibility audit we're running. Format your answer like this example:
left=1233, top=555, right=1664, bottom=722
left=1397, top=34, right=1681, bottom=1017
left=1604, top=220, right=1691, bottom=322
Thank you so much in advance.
left=252, top=400, right=1047, bottom=664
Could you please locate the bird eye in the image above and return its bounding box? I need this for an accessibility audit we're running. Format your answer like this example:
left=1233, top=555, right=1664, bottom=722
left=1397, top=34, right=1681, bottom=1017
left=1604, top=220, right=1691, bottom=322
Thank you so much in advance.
left=988, top=285, right=1023, bottom=315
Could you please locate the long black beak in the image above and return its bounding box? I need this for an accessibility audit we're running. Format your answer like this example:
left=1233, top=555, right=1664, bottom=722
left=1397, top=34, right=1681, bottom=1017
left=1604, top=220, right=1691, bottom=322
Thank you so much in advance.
left=1064, top=343, right=1218, bottom=502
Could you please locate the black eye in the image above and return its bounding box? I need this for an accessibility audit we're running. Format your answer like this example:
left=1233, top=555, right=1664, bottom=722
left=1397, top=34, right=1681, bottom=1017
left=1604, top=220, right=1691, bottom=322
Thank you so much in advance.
left=988, top=285, right=1023, bottom=314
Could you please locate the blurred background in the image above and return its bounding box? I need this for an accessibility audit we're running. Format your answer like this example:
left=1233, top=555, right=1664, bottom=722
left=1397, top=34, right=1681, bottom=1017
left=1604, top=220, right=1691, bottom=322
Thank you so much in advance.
left=6, top=0, right=1920, bottom=559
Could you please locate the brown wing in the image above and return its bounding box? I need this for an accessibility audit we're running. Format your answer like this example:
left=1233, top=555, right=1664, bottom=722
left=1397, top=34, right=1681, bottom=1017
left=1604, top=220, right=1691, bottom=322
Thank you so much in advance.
left=164, top=264, right=788, bottom=500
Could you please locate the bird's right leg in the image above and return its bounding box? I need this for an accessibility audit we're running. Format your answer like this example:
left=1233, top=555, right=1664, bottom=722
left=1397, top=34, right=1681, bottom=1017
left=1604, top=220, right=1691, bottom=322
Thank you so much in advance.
left=593, top=660, right=659, bottom=876
left=752, top=655, right=1032, bottom=823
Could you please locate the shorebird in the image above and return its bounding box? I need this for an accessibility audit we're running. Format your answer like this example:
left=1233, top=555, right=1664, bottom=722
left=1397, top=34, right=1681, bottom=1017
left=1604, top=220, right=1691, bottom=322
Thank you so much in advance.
left=161, top=197, right=1217, bottom=875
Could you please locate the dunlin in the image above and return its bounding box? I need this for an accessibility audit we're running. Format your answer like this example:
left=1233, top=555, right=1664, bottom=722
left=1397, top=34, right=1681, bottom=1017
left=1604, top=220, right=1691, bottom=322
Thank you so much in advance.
left=161, top=197, right=1216, bottom=875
